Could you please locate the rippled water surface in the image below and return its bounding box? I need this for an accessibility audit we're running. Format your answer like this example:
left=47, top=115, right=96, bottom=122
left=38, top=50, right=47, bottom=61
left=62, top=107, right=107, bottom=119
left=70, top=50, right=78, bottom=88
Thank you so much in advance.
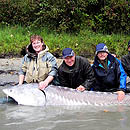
left=0, top=93, right=130, bottom=130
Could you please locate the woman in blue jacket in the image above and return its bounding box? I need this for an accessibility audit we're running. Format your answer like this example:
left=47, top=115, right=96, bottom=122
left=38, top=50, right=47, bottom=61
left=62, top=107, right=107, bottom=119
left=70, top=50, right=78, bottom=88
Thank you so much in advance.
left=92, top=43, right=127, bottom=101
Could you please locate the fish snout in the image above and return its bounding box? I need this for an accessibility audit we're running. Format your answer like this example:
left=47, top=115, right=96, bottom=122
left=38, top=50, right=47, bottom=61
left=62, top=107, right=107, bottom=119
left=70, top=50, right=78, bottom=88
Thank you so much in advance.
left=3, top=88, right=12, bottom=95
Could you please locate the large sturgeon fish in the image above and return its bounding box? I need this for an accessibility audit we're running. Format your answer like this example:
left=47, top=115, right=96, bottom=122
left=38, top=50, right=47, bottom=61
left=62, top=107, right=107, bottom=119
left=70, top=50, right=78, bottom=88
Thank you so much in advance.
left=2, top=83, right=130, bottom=106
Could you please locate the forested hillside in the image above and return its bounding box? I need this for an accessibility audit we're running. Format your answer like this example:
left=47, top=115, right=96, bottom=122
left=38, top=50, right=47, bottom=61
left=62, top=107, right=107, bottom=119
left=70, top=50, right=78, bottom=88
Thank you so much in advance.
left=0, top=0, right=129, bottom=34
left=0, top=0, right=129, bottom=57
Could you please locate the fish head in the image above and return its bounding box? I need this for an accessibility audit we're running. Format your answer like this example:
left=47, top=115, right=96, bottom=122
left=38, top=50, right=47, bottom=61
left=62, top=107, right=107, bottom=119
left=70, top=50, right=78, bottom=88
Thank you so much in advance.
left=3, top=84, right=46, bottom=106
left=3, top=86, right=20, bottom=99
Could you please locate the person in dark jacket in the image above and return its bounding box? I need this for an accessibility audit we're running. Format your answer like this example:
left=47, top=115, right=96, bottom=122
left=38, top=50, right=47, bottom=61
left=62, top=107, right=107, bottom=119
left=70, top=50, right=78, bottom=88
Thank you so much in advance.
left=58, top=48, right=95, bottom=92
left=121, top=40, right=130, bottom=77
left=92, top=43, right=127, bottom=101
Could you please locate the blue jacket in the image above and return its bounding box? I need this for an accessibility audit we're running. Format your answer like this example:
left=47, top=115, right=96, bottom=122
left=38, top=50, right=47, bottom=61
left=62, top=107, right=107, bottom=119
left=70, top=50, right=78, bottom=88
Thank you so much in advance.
left=92, top=54, right=126, bottom=92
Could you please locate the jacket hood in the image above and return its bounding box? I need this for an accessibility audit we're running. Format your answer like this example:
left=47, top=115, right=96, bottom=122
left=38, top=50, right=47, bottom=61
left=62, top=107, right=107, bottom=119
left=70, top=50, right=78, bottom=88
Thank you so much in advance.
left=26, top=43, right=49, bottom=58
left=93, top=53, right=115, bottom=66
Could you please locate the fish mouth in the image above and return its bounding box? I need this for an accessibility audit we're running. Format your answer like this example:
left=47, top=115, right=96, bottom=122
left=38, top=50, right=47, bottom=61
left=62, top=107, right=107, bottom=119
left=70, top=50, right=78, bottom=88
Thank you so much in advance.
left=2, top=89, right=18, bottom=104
left=3, top=89, right=10, bottom=96
left=3, top=88, right=14, bottom=97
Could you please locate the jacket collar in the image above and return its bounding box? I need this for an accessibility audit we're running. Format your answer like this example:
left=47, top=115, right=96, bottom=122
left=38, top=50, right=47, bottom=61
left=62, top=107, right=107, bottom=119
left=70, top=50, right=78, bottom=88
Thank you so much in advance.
left=93, top=53, right=115, bottom=67
left=26, top=43, right=49, bottom=59
left=37, top=45, right=49, bottom=58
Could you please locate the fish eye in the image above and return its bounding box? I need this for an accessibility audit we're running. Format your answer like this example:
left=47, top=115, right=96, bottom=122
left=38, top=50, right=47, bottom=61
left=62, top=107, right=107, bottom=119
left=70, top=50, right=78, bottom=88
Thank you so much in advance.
left=9, top=90, right=12, bottom=92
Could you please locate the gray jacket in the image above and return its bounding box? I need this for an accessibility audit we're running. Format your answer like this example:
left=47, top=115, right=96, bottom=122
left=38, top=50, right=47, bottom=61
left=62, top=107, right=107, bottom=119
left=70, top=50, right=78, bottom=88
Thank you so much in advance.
left=19, top=44, right=57, bottom=83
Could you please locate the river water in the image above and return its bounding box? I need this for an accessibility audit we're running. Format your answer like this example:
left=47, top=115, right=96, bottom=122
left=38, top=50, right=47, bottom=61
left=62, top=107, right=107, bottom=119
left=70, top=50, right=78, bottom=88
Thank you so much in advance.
left=0, top=58, right=130, bottom=130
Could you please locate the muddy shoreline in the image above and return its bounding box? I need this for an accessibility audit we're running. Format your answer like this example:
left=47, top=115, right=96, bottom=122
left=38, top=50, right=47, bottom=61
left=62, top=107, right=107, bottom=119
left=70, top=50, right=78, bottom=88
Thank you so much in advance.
left=0, top=58, right=21, bottom=86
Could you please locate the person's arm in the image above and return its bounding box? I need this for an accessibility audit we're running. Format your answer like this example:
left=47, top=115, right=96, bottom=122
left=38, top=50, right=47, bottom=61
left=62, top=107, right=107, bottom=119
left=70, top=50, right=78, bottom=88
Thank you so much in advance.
left=39, top=75, right=54, bottom=90
left=18, top=56, right=27, bottom=85
left=82, top=60, right=95, bottom=90
left=58, top=65, right=70, bottom=87
left=76, top=85, right=86, bottom=92
left=39, top=53, right=57, bottom=90
left=116, top=58, right=127, bottom=101
left=117, top=59, right=127, bottom=91
left=121, top=56, right=130, bottom=76
left=45, top=52, right=58, bottom=77
left=19, top=74, right=25, bottom=85
left=117, top=91, right=125, bottom=101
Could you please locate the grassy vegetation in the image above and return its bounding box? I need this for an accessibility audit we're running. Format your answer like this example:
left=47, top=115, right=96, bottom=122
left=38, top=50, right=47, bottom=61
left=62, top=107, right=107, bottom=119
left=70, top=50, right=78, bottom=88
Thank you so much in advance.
left=0, top=25, right=129, bottom=59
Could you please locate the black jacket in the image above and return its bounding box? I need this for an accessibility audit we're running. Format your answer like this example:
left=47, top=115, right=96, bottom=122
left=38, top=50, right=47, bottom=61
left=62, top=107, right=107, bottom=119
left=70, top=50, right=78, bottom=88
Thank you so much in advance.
left=92, top=54, right=126, bottom=92
left=58, top=56, right=95, bottom=90
left=121, top=52, right=130, bottom=77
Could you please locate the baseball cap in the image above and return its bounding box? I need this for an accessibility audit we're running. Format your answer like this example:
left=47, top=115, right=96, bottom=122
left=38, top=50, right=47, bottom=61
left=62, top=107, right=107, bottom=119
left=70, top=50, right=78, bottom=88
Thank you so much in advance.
left=96, top=43, right=109, bottom=55
left=62, top=48, right=74, bottom=58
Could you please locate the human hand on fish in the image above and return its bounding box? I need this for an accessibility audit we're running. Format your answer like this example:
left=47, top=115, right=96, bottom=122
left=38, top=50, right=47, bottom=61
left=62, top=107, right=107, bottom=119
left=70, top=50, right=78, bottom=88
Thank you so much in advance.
left=117, top=91, right=125, bottom=101
left=39, top=81, right=49, bottom=90
left=76, top=85, right=85, bottom=92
